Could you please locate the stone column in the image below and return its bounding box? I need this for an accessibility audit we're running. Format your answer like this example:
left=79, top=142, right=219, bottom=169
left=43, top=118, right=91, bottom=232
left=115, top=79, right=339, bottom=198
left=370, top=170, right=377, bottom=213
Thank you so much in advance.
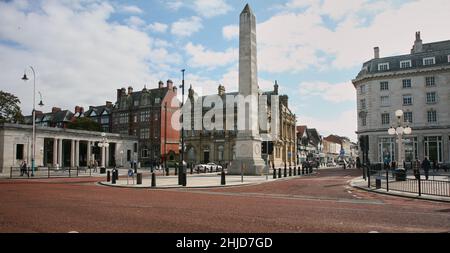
left=75, top=140, right=79, bottom=167
left=87, top=141, right=92, bottom=167
left=58, top=138, right=63, bottom=168
left=105, top=145, right=109, bottom=168
left=70, top=140, right=75, bottom=167
left=53, top=138, right=58, bottom=167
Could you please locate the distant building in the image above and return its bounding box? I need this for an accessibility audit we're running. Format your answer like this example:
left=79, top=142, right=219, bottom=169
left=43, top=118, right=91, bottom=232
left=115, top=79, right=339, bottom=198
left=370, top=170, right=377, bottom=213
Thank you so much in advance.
left=111, top=81, right=180, bottom=166
left=352, top=32, right=450, bottom=164
left=84, top=102, right=113, bottom=133
left=25, top=107, right=76, bottom=129
left=184, top=82, right=297, bottom=168
left=296, top=125, right=323, bottom=163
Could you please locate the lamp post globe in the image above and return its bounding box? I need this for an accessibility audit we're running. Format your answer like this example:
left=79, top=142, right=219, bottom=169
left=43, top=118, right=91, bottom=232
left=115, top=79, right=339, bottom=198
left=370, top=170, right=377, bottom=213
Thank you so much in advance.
left=395, top=109, right=404, bottom=118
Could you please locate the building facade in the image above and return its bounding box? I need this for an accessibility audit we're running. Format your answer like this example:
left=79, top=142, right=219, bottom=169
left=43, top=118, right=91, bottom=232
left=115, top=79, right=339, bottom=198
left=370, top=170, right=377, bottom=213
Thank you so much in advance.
left=183, top=82, right=297, bottom=168
left=296, top=126, right=323, bottom=163
left=352, top=32, right=450, bottom=164
left=111, top=81, right=180, bottom=166
left=0, top=123, right=138, bottom=174
left=84, top=102, right=113, bottom=133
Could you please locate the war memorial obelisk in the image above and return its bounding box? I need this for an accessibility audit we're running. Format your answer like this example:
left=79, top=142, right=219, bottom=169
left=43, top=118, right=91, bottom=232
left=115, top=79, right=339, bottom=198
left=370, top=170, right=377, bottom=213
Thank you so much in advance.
left=229, top=4, right=266, bottom=175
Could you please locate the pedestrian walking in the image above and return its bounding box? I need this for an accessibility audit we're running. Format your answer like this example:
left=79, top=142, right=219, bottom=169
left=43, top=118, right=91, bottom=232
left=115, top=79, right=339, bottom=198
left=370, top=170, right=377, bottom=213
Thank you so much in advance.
left=413, top=159, right=421, bottom=180
left=421, top=157, right=431, bottom=180
left=432, top=159, right=438, bottom=173
left=20, top=160, right=27, bottom=176
left=356, top=157, right=361, bottom=170
left=93, top=160, right=98, bottom=173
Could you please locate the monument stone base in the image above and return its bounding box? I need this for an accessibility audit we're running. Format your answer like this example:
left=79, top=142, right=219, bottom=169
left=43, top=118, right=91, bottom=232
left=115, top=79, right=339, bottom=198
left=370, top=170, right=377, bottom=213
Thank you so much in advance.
left=228, top=138, right=266, bottom=175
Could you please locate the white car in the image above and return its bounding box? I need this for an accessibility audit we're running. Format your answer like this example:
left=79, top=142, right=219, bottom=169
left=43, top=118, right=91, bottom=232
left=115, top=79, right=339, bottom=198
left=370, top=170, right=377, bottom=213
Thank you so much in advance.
left=195, top=163, right=223, bottom=172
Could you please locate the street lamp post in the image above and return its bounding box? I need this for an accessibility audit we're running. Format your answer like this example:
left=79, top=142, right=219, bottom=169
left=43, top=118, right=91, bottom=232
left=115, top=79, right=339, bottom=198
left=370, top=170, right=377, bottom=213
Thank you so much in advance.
left=179, top=69, right=186, bottom=185
left=97, top=133, right=109, bottom=170
left=21, top=66, right=43, bottom=177
left=388, top=110, right=412, bottom=169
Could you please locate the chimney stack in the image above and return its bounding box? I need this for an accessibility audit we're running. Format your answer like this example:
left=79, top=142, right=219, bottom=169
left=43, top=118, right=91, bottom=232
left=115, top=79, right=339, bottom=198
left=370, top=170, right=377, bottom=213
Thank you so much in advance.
left=374, top=47, right=380, bottom=59
left=127, top=86, right=133, bottom=95
left=52, top=107, right=61, bottom=114
left=218, top=84, right=225, bottom=96
left=188, top=84, right=194, bottom=98
left=106, top=101, right=112, bottom=108
left=158, top=80, right=164, bottom=89
left=167, top=79, right=173, bottom=89
left=412, top=31, right=423, bottom=54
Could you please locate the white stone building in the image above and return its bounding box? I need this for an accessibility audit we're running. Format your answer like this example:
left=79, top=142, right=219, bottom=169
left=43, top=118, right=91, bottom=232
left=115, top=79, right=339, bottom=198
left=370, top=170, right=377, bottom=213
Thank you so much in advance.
left=352, top=32, right=450, bottom=164
left=0, top=123, right=138, bottom=175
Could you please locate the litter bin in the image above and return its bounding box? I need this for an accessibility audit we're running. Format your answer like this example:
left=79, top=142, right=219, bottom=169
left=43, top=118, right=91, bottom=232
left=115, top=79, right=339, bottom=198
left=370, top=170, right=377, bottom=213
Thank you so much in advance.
left=394, top=168, right=406, bottom=181
left=375, top=176, right=381, bottom=189
left=136, top=173, right=142, bottom=185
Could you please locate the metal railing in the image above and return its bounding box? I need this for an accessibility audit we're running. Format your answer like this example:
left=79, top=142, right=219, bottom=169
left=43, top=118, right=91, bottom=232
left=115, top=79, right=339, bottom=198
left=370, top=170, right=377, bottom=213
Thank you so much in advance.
left=367, top=166, right=450, bottom=197
left=9, top=166, right=95, bottom=179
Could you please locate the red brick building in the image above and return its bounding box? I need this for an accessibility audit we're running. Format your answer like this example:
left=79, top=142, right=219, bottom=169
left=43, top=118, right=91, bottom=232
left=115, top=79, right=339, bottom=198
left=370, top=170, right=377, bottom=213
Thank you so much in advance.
left=111, top=80, right=180, bottom=166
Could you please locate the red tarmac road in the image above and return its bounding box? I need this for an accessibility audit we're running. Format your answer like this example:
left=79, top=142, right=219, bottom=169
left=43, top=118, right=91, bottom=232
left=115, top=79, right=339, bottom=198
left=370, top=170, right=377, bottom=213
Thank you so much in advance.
left=0, top=168, right=449, bottom=232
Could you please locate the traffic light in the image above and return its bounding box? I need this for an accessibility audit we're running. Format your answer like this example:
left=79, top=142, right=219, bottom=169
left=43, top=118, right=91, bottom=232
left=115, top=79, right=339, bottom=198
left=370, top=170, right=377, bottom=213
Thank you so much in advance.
left=262, top=142, right=274, bottom=155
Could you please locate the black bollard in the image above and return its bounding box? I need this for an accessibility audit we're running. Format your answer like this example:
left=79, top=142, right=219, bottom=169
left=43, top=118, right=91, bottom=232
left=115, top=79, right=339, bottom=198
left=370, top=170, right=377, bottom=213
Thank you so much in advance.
left=278, top=168, right=281, bottom=178
left=190, top=166, right=193, bottom=174
left=175, top=167, right=177, bottom=175
left=289, top=167, right=292, bottom=177
left=284, top=167, right=287, bottom=178
left=115, top=169, right=119, bottom=180
left=294, top=166, right=297, bottom=176
left=111, top=171, right=116, bottom=184
left=221, top=170, right=226, bottom=185
left=182, top=172, right=187, bottom=186
left=165, top=167, right=169, bottom=176
left=151, top=172, right=156, bottom=187
left=107, top=171, right=111, bottom=182
left=302, top=166, right=305, bottom=175
left=273, top=169, right=276, bottom=179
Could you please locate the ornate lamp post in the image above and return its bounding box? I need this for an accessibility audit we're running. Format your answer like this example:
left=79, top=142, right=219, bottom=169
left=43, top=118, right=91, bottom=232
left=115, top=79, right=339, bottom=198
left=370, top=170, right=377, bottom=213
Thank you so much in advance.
left=21, top=66, right=44, bottom=177
left=98, top=132, right=109, bottom=169
left=388, top=110, right=412, bottom=168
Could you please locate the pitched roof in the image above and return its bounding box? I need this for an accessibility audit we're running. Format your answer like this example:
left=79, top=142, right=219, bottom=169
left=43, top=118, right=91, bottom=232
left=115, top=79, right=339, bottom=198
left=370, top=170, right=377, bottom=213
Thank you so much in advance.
left=296, top=125, right=307, bottom=136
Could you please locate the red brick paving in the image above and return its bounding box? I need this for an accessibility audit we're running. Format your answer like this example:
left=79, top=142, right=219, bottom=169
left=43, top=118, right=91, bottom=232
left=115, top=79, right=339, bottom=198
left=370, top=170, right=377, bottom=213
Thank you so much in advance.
left=0, top=168, right=449, bottom=233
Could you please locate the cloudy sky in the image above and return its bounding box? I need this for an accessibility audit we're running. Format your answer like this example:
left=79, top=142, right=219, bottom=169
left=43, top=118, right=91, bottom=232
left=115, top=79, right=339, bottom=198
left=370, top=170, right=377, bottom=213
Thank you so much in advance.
left=1, top=0, right=450, bottom=141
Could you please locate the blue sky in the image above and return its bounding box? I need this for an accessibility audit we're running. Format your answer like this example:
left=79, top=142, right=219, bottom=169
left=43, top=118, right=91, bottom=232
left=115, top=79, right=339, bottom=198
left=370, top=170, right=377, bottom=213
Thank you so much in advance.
left=1, top=0, right=450, bottom=141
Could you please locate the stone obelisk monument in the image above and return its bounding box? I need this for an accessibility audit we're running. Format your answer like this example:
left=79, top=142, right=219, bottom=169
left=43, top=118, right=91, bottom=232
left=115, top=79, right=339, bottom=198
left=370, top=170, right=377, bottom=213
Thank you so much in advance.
left=229, top=4, right=265, bottom=175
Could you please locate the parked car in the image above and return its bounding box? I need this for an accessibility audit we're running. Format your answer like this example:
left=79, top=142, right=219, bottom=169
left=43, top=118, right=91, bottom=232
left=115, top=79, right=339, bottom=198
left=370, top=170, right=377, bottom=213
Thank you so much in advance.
left=195, top=163, right=223, bottom=172
left=326, top=161, right=336, bottom=167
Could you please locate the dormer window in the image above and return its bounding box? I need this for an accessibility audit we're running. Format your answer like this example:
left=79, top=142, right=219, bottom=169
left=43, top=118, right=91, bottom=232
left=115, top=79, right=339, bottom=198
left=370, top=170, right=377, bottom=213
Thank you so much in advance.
left=400, top=60, right=412, bottom=68
left=378, top=63, right=389, bottom=71
left=423, top=57, right=435, bottom=66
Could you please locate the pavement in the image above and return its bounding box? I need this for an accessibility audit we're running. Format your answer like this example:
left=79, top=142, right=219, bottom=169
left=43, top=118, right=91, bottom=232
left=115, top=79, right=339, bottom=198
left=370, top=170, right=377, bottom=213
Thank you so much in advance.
left=350, top=176, right=450, bottom=203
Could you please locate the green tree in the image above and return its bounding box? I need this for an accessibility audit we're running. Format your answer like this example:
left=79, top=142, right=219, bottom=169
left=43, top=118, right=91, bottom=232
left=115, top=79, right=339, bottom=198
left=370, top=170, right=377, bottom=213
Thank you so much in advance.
left=0, top=90, right=24, bottom=123
left=67, top=117, right=103, bottom=132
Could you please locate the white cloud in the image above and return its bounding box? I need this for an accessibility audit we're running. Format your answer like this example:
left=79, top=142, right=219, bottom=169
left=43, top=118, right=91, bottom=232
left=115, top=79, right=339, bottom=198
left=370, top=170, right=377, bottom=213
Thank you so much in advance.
left=119, top=5, right=143, bottom=14
left=193, top=0, right=232, bottom=18
left=222, top=25, right=238, bottom=40
left=299, top=81, right=356, bottom=103
left=125, top=16, right=146, bottom=29
left=257, top=0, right=450, bottom=73
left=165, top=0, right=232, bottom=18
left=299, top=109, right=357, bottom=142
left=166, top=1, right=183, bottom=11
left=171, top=16, right=203, bottom=37
left=185, top=42, right=237, bottom=69
left=0, top=0, right=179, bottom=114
left=146, top=22, right=168, bottom=33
